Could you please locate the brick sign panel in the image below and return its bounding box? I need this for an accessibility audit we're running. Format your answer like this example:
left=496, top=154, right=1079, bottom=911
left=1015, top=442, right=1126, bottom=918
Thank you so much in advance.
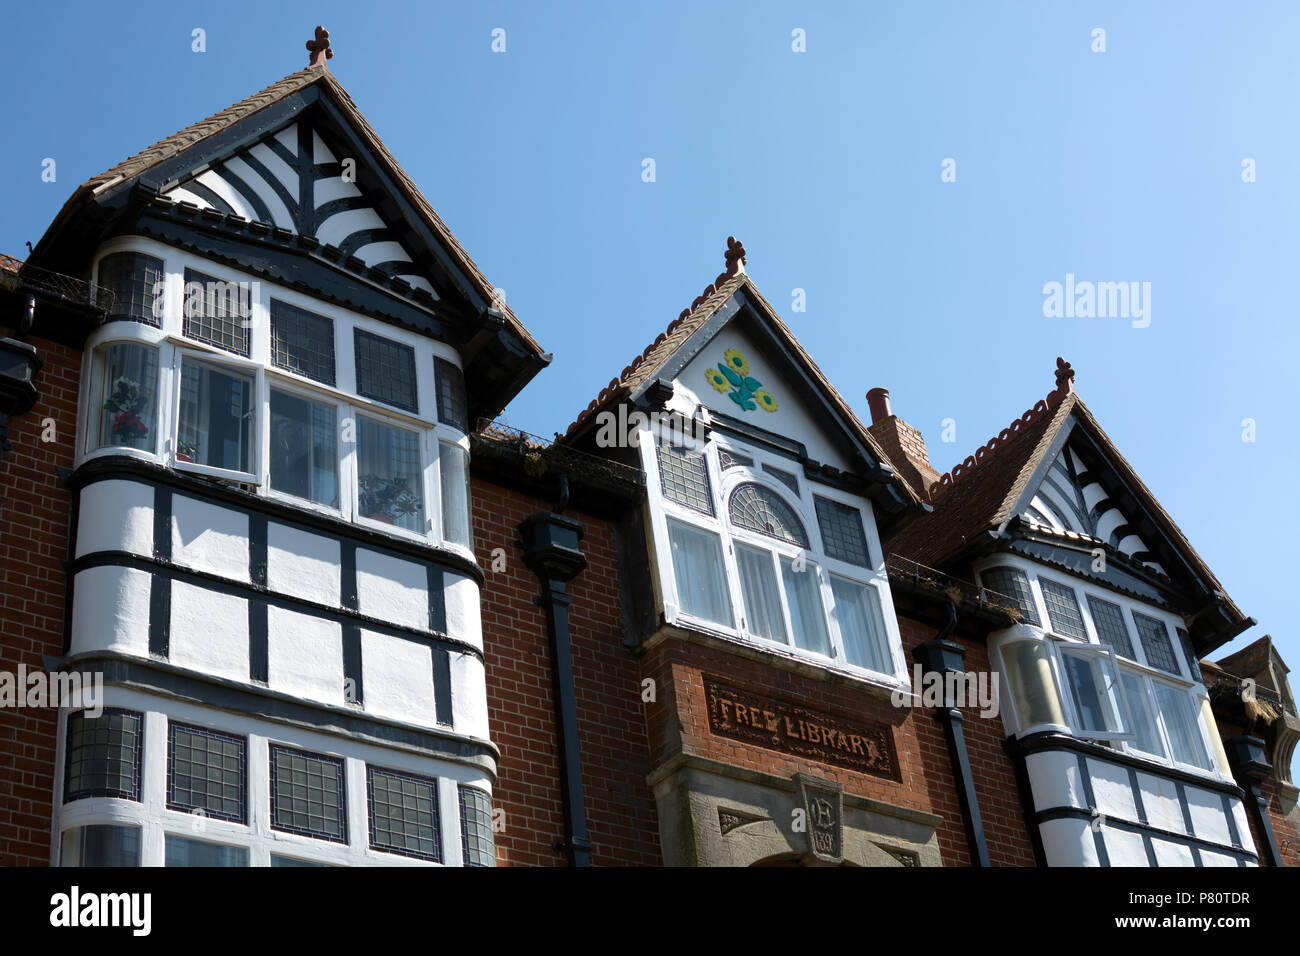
left=702, top=675, right=901, bottom=781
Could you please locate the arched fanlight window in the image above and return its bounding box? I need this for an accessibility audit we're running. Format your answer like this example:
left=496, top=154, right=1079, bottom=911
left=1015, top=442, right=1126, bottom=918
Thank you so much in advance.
left=728, top=483, right=808, bottom=548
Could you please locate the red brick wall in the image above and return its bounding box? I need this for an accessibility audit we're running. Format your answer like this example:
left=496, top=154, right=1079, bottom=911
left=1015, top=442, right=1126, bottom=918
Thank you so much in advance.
left=0, top=335, right=80, bottom=866
left=1213, top=714, right=1300, bottom=866
left=472, top=478, right=661, bottom=866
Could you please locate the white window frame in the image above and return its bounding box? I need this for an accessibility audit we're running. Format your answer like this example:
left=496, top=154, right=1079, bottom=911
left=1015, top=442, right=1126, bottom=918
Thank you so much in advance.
left=171, top=345, right=263, bottom=485
left=80, top=332, right=166, bottom=460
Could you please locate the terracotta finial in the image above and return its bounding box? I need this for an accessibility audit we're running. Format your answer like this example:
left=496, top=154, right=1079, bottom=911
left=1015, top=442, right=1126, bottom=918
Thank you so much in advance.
left=306, top=26, right=334, bottom=68
left=724, top=236, right=747, bottom=276
left=1054, top=356, right=1075, bottom=394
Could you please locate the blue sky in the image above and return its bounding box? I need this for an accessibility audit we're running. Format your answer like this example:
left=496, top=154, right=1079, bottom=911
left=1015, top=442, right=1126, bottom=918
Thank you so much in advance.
left=3, top=3, right=1296, bottom=760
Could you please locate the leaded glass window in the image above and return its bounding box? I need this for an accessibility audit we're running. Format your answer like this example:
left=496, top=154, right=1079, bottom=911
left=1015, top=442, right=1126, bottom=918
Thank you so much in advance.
left=980, top=567, right=1040, bottom=626
left=1088, top=596, right=1135, bottom=659
left=167, top=722, right=246, bottom=823
left=1177, top=627, right=1202, bottom=682
left=165, top=834, right=249, bottom=867
left=356, top=416, right=424, bottom=533
left=814, top=496, right=870, bottom=567
left=269, top=745, right=347, bottom=843
left=435, top=357, right=469, bottom=432
left=355, top=329, right=417, bottom=412
left=459, top=786, right=496, bottom=867
left=1039, top=577, right=1087, bottom=640
left=269, top=388, right=339, bottom=507
left=97, top=252, right=163, bottom=326
left=762, top=464, right=799, bottom=495
left=717, top=448, right=753, bottom=471
left=65, top=710, right=142, bottom=802
left=368, top=767, right=441, bottom=862
left=183, top=268, right=250, bottom=355
left=271, top=300, right=335, bottom=385
left=728, top=483, right=807, bottom=548
left=1133, top=612, right=1180, bottom=674
left=657, top=440, right=713, bottom=515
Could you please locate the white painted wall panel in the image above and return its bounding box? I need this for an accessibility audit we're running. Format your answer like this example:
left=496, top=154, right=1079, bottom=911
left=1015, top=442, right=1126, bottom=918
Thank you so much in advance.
left=1087, top=758, right=1139, bottom=823
left=1200, top=849, right=1241, bottom=867
left=360, top=631, right=437, bottom=726
left=1039, top=817, right=1096, bottom=866
left=70, top=565, right=152, bottom=658
left=1101, top=825, right=1149, bottom=866
left=168, top=582, right=249, bottom=683
left=267, top=523, right=340, bottom=607
left=1027, top=750, right=1085, bottom=811
left=356, top=550, right=427, bottom=630
left=450, top=653, right=489, bottom=739
left=445, top=573, right=483, bottom=651
left=1137, top=772, right=1186, bottom=834
left=1151, top=839, right=1194, bottom=867
left=1184, top=785, right=1232, bottom=846
left=172, top=496, right=249, bottom=582
left=266, top=606, right=344, bottom=707
left=76, top=480, right=154, bottom=558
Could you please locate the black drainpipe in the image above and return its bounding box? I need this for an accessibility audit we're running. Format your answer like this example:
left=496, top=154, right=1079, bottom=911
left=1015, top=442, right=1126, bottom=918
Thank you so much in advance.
left=1226, top=735, right=1284, bottom=866
left=914, top=600, right=991, bottom=867
left=518, top=475, right=592, bottom=866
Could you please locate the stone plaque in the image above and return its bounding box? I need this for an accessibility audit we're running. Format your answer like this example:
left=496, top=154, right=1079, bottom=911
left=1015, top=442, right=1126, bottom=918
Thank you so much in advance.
left=796, top=774, right=843, bottom=864
left=702, top=675, right=901, bottom=780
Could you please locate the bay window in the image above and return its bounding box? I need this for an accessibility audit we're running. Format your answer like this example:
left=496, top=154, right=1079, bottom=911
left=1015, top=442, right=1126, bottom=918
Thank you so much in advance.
left=269, top=388, right=339, bottom=508
left=356, top=415, right=425, bottom=533
left=1057, top=643, right=1127, bottom=738
left=87, top=341, right=160, bottom=454
left=438, top=441, right=472, bottom=548
left=667, top=517, right=733, bottom=626
left=60, top=824, right=141, bottom=867
left=97, top=252, right=163, bottom=326
left=176, top=354, right=256, bottom=479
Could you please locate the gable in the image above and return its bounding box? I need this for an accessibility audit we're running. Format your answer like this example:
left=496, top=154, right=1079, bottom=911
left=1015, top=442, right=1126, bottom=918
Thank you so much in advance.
left=160, top=121, right=435, bottom=297
left=672, top=324, right=852, bottom=472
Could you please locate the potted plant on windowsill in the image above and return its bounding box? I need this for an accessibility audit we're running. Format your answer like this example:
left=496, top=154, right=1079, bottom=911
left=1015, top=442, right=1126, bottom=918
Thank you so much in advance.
left=175, top=438, right=199, bottom=463
left=358, top=475, right=420, bottom=527
left=103, top=377, right=149, bottom=449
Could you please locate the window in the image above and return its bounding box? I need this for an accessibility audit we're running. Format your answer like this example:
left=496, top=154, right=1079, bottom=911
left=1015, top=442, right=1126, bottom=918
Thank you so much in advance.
left=998, top=640, right=1067, bottom=730
left=354, top=329, right=417, bottom=412
left=269, top=746, right=347, bottom=843
left=183, top=268, right=250, bottom=355
left=176, top=355, right=255, bottom=476
left=65, top=710, right=142, bottom=802
left=830, top=575, right=891, bottom=672
left=1133, top=612, right=1180, bottom=675
left=657, top=440, right=714, bottom=515
left=717, top=448, right=753, bottom=470
left=271, top=300, right=335, bottom=385
left=368, top=767, right=441, bottom=862
left=439, top=441, right=471, bottom=547
left=270, top=855, right=333, bottom=867
left=1153, top=683, right=1212, bottom=770
left=87, top=342, right=159, bottom=453
left=667, top=518, right=732, bottom=626
left=356, top=416, right=425, bottom=533
left=97, top=252, right=163, bottom=326
left=269, top=388, right=338, bottom=507
left=763, top=463, right=800, bottom=495
left=980, top=567, right=1040, bottom=625
left=729, top=483, right=808, bottom=547
left=1120, top=671, right=1165, bottom=756
left=814, top=496, right=871, bottom=568
left=60, top=825, right=140, bottom=867
left=781, top=555, right=831, bottom=656
left=435, top=357, right=468, bottom=431
left=458, top=786, right=496, bottom=867
left=1177, top=628, right=1202, bottom=682
left=164, top=834, right=249, bottom=867
left=1058, top=643, right=1127, bottom=738
left=1039, top=577, right=1087, bottom=640
left=167, top=722, right=246, bottom=824
left=1087, top=596, right=1136, bottom=660
left=735, top=543, right=786, bottom=642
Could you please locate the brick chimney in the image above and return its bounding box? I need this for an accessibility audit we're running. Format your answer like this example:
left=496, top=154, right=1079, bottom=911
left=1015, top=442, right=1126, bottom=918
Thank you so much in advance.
left=866, top=387, right=940, bottom=501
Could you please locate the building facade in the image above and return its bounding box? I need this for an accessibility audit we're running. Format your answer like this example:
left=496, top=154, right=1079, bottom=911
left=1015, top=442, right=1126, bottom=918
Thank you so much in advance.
left=0, top=32, right=1294, bottom=867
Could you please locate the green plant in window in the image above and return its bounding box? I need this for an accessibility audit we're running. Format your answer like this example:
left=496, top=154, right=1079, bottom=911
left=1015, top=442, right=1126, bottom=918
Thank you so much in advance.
left=358, top=475, right=421, bottom=525
left=708, top=348, right=776, bottom=413
left=103, top=377, right=150, bottom=444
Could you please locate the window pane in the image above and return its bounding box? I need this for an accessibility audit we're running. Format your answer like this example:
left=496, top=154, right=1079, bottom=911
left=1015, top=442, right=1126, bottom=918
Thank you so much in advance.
left=657, top=440, right=714, bottom=515
left=65, top=710, right=141, bottom=801
left=60, top=825, right=140, bottom=867
left=1088, top=596, right=1136, bottom=659
left=666, top=518, right=732, bottom=627
left=97, top=252, right=163, bottom=326
left=1120, top=672, right=1166, bottom=757
left=435, top=357, right=469, bottom=432
left=1061, top=650, right=1124, bottom=735
left=780, top=556, right=831, bottom=656
left=182, top=268, right=249, bottom=355
left=1039, top=578, right=1087, bottom=640
left=736, top=543, right=787, bottom=643
left=814, top=496, right=871, bottom=567
left=269, top=746, right=347, bottom=842
left=164, top=834, right=249, bottom=867
left=177, top=358, right=254, bottom=473
left=91, top=343, right=159, bottom=452
left=271, top=300, right=335, bottom=385
left=354, top=329, right=417, bottom=412
left=270, top=855, right=332, bottom=867
left=368, top=767, right=441, bottom=862
left=1177, top=628, right=1202, bottom=682
left=1001, top=641, right=1066, bottom=729
left=729, top=483, right=808, bottom=547
left=830, top=576, right=890, bottom=673
left=167, top=723, right=246, bottom=823
left=981, top=567, right=1040, bottom=626
left=1133, top=613, right=1180, bottom=674
left=459, top=786, right=496, bottom=867
left=439, top=442, right=471, bottom=547
left=762, top=464, right=799, bottom=496
left=269, top=389, right=338, bottom=507
left=1154, top=684, right=1212, bottom=769
left=356, top=417, right=425, bottom=533
left=717, top=448, right=753, bottom=471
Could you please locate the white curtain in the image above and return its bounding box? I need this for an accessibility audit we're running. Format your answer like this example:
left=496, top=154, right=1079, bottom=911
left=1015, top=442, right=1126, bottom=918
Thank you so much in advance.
left=736, top=544, right=786, bottom=643
left=668, top=520, right=732, bottom=627
left=1155, top=685, right=1211, bottom=769
left=830, top=577, right=887, bottom=672
left=440, top=442, right=471, bottom=547
left=780, top=557, right=830, bottom=656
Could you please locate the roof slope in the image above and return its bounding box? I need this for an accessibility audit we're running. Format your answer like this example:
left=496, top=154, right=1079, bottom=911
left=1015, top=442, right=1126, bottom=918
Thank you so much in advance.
left=41, top=63, right=540, bottom=356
